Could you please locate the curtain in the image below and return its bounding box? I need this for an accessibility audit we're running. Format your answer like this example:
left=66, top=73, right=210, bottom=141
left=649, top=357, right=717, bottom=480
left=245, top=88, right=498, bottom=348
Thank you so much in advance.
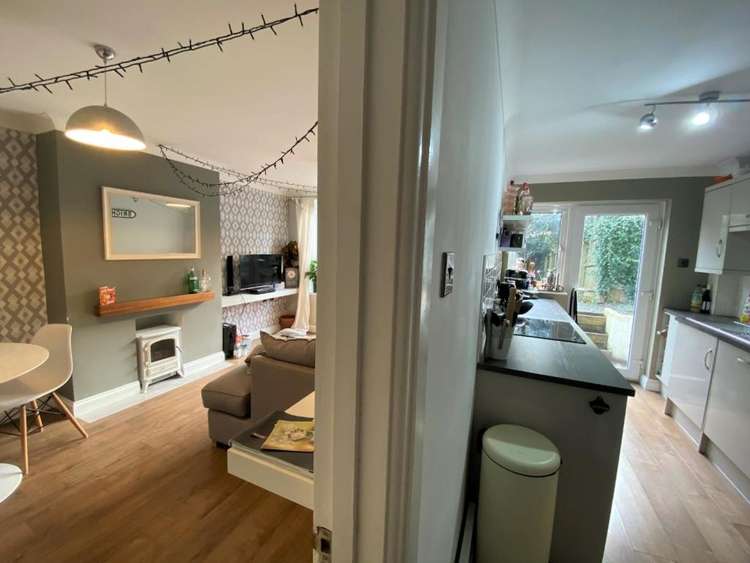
left=293, top=198, right=317, bottom=331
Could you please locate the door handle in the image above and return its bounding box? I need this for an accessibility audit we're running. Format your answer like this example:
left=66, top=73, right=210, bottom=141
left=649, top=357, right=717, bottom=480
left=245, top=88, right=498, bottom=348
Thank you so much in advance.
left=704, top=348, right=714, bottom=370
left=716, top=239, right=723, bottom=257
left=738, top=357, right=750, bottom=367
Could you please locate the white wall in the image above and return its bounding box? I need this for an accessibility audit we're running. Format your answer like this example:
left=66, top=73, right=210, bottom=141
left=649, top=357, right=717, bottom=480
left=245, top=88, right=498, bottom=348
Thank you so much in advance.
left=408, top=0, right=506, bottom=560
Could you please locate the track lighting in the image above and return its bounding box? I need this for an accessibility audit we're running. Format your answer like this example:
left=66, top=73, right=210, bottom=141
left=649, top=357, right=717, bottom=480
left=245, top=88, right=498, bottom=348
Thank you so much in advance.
left=639, top=106, right=658, bottom=131
left=638, top=90, right=750, bottom=131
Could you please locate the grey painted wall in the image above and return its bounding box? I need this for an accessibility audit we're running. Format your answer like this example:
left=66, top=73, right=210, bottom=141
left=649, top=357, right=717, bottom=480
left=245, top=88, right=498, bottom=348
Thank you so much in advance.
left=532, top=176, right=712, bottom=377
left=36, top=131, right=222, bottom=400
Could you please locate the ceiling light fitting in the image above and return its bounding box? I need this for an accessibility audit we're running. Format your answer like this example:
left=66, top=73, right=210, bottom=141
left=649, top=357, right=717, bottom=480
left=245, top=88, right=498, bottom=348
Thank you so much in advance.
left=638, top=90, right=750, bottom=131
left=639, top=105, right=658, bottom=131
left=64, top=44, right=146, bottom=151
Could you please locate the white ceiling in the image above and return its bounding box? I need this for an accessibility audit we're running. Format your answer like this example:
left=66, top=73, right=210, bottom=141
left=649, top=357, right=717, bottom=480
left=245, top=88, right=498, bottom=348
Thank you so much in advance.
left=0, top=0, right=318, bottom=185
left=496, top=0, right=750, bottom=182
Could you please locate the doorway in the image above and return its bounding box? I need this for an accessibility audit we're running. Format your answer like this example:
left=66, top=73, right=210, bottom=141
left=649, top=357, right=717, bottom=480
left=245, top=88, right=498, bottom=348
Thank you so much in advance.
left=562, top=203, right=665, bottom=380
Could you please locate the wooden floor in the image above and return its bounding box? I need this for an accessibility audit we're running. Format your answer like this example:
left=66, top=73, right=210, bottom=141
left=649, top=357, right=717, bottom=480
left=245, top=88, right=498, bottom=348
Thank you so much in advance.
left=605, top=387, right=750, bottom=563
left=2, top=375, right=749, bottom=563
left=0, top=367, right=312, bottom=563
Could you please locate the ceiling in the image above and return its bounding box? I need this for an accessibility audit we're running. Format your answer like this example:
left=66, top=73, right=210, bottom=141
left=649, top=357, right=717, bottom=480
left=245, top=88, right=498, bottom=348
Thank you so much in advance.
left=0, top=0, right=318, bottom=185
left=496, top=0, right=750, bottom=182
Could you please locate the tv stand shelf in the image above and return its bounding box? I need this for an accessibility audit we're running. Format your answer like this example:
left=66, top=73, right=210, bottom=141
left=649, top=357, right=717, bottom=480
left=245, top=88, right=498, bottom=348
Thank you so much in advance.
left=96, top=291, right=215, bottom=317
left=221, top=288, right=298, bottom=309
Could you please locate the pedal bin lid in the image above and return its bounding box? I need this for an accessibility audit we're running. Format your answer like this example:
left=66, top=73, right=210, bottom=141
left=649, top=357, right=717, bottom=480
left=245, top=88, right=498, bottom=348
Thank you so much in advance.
left=482, top=424, right=561, bottom=477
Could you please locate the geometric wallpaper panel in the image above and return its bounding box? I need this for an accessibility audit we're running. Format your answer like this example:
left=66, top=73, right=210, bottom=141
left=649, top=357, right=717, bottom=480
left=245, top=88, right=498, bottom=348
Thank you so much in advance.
left=219, top=186, right=290, bottom=256
left=219, top=186, right=295, bottom=335
left=0, top=126, right=47, bottom=343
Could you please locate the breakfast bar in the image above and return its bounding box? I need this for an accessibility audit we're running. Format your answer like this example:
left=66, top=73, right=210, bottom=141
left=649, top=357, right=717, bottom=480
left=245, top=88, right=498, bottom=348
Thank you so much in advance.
left=473, top=297, right=634, bottom=563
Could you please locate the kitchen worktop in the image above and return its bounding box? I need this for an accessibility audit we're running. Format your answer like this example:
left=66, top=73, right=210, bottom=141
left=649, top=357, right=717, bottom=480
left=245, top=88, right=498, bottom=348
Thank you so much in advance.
left=478, top=298, right=635, bottom=396
left=664, top=308, right=750, bottom=353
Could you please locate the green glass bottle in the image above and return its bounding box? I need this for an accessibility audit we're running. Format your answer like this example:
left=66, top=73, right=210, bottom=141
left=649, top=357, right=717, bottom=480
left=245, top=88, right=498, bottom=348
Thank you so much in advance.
left=187, top=268, right=199, bottom=294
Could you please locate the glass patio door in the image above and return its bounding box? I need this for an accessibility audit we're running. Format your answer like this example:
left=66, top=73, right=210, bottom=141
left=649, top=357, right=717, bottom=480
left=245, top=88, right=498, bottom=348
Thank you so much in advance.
left=562, top=203, right=664, bottom=380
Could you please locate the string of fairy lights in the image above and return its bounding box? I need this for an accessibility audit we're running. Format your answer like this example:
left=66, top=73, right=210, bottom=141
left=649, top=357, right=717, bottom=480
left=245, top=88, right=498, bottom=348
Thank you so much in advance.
left=2, top=4, right=318, bottom=197
left=158, top=141, right=318, bottom=198
left=158, top=122, right=318, bottom=197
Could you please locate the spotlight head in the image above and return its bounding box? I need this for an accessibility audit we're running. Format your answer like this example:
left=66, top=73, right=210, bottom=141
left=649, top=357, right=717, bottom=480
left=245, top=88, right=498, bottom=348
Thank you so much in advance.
left=692, top=109, right=711, bottom=126
left=639, top=111, right=658, bottom=130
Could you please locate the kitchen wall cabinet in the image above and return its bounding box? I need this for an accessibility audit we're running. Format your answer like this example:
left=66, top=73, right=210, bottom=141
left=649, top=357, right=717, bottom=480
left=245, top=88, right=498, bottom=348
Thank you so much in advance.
left=695, top=186, right=730, bottom=273
left=729, top=177, right=750, bottom=229
left=696, top=177, right=750, bottom=274
left=704, top=341, right=750, bottom=477
left=662, top=318, right=717, bottom=428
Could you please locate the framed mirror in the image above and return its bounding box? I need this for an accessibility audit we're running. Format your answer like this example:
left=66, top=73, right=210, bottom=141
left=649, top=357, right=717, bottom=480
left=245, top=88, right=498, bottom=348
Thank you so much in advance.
left=102, top=186, right=201, bottom=260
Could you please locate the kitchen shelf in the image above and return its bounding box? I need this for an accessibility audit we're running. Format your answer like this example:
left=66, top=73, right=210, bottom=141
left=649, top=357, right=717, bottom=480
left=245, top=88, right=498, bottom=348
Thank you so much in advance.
left=96, top=291, right=215, bottom=317
left=501, top=214, right=533, bottom=223
left=221, top=287, right=298, bottom=308
left=498, top=246, right=525, bottom=253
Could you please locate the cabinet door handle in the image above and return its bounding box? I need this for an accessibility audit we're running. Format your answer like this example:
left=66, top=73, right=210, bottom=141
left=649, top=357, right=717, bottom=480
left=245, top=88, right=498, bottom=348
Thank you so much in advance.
left=589, top=396, right=610, bottom=415
left=716, top=239, right=723, bottom=257
left=738, top=357, right=750, bottom=367
left=704, top=348, right=714, bottom=370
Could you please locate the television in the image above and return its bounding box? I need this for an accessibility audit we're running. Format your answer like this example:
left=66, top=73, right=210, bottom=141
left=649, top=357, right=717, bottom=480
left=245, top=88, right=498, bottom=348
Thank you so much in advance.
left=238, top=254, right=283, bottom=291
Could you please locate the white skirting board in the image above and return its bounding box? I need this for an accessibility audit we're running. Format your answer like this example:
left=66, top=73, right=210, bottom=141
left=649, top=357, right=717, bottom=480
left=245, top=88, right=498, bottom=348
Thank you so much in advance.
left=62, top=351, right=227, bottom=423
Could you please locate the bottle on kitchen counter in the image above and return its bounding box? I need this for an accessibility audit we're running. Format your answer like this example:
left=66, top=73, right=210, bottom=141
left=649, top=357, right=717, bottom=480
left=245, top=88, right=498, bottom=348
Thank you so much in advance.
left=690, top=285, right=703, bottom=313
left=740, top=290, right=750, bottom=324
left=700, top=285, right=712, bottom=314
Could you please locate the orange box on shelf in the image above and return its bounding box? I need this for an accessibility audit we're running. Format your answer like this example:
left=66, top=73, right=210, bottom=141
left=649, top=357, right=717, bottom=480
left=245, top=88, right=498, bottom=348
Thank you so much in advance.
left=98, top=286, right=116, bottom=306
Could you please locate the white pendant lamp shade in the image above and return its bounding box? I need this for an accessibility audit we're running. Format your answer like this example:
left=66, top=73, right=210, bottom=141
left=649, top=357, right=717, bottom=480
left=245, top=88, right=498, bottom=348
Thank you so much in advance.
left=65, top=105, right=146, bottom=151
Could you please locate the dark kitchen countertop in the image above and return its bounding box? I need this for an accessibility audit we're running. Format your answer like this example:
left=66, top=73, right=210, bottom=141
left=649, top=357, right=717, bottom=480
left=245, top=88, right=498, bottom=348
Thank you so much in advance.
left=478, top=298, right=635, bottom=397
left=664, top=308, right=750, bottom=353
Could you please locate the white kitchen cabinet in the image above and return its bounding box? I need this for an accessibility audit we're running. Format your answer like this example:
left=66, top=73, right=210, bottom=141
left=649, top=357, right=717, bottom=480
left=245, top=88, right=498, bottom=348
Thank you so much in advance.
left=663, top=319, right=717, bottom=428
left=695, top=186, right=730, bottom=273
left=704, top=341, right=750, bottom=477
left=729, top=177, right=750, bottom=229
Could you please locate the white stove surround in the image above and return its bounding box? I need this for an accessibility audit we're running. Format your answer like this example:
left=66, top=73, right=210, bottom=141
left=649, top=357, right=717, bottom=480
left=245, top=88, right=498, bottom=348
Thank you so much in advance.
left=135, top=325, right=184, bottom=393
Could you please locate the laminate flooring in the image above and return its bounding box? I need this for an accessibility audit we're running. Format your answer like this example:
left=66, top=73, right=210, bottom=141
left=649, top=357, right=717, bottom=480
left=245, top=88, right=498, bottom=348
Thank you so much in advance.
left=0, top=366, right=312, bottom=563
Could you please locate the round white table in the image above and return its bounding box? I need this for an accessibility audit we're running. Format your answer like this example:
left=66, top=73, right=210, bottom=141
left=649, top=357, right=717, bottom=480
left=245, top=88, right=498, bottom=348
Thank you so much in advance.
left=0, top=343, right=49, bottom=503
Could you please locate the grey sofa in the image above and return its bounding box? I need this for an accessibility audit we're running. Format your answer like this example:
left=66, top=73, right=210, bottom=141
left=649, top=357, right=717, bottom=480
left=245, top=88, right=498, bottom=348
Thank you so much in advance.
left=201, top=350, right=314, bottom=446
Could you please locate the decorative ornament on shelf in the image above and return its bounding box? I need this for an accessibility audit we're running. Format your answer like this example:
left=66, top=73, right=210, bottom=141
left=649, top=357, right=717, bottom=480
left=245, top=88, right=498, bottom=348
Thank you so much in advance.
left=98, top=286, right=117, bottom=306
left=282, top=241, right=300, bottom=267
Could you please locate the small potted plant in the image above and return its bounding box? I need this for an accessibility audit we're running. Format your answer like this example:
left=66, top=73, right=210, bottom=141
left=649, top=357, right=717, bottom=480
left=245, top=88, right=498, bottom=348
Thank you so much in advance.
left=306, top=260, right=318, bottom=293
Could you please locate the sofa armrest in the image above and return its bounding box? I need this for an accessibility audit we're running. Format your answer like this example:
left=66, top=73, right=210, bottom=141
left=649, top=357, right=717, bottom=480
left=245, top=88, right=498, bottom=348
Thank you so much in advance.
left=250, top=355, right=315, bottom=422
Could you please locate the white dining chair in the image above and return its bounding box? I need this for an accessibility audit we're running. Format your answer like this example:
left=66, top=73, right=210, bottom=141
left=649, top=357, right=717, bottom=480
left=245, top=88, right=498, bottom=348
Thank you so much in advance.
left=0, top=324, right=87, bottom=474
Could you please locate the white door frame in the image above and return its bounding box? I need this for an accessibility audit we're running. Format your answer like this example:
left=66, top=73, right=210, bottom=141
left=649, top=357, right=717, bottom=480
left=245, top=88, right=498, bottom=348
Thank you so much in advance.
left=316, top=1, right=437, bottom=561
left=561, top=201, right=666, bottom=380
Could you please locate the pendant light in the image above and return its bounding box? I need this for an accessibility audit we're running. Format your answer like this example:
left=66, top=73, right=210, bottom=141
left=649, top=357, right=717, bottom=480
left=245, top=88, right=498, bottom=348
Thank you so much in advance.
left=64, top=45, right=146, bottom=151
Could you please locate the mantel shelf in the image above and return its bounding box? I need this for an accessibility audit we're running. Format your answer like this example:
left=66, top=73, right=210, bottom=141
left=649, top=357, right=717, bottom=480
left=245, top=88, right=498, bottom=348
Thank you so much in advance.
left=96, top=291, right=215, bottom=317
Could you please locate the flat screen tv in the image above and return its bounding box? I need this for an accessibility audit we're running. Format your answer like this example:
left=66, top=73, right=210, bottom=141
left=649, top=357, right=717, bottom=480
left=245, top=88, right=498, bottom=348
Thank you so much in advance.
left=239, top=254, right=283, bottom=290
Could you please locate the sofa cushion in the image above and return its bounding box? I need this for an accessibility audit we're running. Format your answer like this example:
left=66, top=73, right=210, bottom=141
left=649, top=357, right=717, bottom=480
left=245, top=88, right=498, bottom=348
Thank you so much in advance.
left=201, top=370, right=253, bottom=418
left=260, top=331, right=316, bottom=368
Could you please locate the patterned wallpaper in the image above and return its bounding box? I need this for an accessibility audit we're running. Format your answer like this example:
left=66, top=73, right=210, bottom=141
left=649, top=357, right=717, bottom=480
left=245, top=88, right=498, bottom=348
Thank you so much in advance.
left=219, top=186, right=295, bottom=335
left=0, top=127, right=47, bottom=342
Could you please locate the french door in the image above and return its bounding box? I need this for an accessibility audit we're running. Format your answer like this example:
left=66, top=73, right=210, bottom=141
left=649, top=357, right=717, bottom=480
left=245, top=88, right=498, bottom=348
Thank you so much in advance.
left=562, top=203, right=664, bottom=381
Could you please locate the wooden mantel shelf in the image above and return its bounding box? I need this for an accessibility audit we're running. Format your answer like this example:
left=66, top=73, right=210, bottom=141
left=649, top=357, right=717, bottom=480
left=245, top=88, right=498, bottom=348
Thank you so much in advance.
left=96, top=291, right=215, bottom=317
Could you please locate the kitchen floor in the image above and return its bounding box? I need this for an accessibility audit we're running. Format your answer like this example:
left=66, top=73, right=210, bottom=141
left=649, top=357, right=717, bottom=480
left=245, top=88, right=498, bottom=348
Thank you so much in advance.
left=605, top=387, right=750, bottom=563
